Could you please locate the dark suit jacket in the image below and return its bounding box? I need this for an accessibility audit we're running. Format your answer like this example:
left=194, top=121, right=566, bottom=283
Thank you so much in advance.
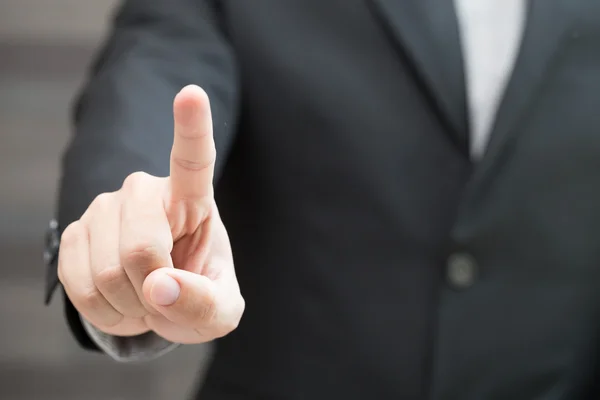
left=48, top=0, right=600, bottom=398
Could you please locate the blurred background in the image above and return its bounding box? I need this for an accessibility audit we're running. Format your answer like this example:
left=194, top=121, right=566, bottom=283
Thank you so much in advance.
left=0, top=1, right=211, bottom=398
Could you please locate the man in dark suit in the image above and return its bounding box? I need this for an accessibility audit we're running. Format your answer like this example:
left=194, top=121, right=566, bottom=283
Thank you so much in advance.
left=45, top=0, right=600, bottom=398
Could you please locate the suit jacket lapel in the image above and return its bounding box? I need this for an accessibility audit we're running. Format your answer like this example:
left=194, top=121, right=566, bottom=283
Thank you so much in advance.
left=367, top=0, right=469, bottom=152
left=454, top=0, right=582, bottom=221
left=478, top=0, right=579, bottom=173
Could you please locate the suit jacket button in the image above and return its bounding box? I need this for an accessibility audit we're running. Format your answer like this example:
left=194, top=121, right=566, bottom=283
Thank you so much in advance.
left=447, top=252, right=477, bottom=289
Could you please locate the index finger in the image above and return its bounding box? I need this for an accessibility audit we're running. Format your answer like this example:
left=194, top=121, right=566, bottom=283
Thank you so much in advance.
left=169, top=85, right=216, bottom=202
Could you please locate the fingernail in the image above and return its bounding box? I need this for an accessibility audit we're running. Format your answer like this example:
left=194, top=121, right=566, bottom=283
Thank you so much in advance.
left=150, top=274, right=181, bottom=306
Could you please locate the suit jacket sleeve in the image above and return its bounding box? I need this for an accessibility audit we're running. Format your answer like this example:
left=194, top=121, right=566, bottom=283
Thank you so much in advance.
left=47, top=0, right=239, bottom=353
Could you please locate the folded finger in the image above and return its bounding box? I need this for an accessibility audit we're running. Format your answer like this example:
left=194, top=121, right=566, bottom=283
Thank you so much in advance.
left=86, top=193, right=147, bottom=318
left=59, top=221, right=123, bottom=328
left=120, top=173, right=173, bottom=312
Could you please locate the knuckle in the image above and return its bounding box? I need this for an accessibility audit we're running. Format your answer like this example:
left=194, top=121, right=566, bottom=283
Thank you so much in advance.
left=97, top=315, right=124, bottom=329
left=93, top=264, right=127, bottom=290
left=60, top=221, right=86, bottom=249
left=89, top=192, right=115, bottom=212
left=235, top=296, right=246, bottom=320
left=171, top=154, right=215, bottom=173
left=122, top=171, right=152, bottom=192
left=121, top=243, right=164, bottom=269
left=74, top=289, right=123, bottom=328
left=220, top=296, right=245, bottom=336
left=197, top=288, right=218, bottom=325
left=218, top=296, right=246, bottom=337
left=217, top=321, right=238, bottom=338
left=125, top=304, right=150, bottom=319
left=75, top=287, right=104, bottom=311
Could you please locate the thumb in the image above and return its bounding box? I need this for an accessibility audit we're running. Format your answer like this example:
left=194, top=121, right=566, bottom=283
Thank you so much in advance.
left=143, top=267, right=243, bottom=337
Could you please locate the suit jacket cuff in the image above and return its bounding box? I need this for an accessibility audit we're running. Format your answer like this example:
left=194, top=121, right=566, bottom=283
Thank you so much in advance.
left=80, top=316, right=180, bottom=362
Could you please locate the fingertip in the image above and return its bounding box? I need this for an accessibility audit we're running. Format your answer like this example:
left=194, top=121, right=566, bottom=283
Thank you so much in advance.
left=178, top=84, right=207, bottom=98
left=174, top=85, right=210, bottom=122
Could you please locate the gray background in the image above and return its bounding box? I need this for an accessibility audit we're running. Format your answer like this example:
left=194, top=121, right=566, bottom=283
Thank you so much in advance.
left=1, top=1, right=211, bottom=399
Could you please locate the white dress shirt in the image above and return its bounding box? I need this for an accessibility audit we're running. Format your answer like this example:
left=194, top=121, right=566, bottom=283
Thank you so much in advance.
left=84, top=0, right=528, bottom=361
left=455, top=0, right=527, bottom=159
